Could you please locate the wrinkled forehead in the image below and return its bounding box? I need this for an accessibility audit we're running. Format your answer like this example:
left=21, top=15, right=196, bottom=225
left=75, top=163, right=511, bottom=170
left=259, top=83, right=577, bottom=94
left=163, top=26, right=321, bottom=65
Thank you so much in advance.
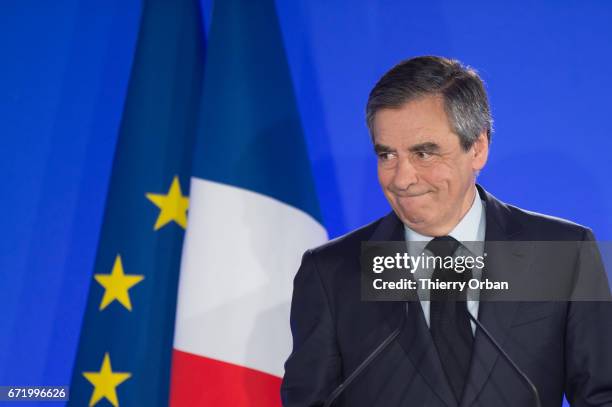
left=371, top=97, right=458, bottom=147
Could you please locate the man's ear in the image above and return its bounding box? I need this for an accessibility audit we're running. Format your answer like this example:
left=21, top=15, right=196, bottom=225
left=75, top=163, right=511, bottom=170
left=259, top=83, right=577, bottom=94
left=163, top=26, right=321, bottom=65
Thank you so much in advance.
left=471, top=131, right=489, bottom=171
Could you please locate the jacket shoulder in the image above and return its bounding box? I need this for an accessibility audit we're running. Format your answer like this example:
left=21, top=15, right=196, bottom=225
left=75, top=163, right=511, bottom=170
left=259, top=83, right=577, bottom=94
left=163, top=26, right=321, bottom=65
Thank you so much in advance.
left=504, top=203, right=592, bottom=240
left=307, top=216, right=386, bottom=257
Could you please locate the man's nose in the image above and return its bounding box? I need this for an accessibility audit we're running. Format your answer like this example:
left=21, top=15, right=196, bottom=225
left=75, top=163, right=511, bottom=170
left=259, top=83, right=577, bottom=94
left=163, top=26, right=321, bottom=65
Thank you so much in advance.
left=391, top=157, right=418, bottom=191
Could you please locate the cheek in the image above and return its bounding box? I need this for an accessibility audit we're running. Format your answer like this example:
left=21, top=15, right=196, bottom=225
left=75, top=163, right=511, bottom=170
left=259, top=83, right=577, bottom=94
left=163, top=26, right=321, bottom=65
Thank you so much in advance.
left=377, top=167, right=392, bottom=187
left=420, top=165, right=452, bottom=190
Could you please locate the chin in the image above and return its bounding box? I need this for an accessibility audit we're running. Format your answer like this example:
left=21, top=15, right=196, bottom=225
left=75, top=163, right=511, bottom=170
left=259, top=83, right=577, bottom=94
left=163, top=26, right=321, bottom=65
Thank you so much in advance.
left=394, top=203, right=426, bottom=221
left=395, top=207, right=439, bottom=232
left=397, top=210, right=427, bottom=228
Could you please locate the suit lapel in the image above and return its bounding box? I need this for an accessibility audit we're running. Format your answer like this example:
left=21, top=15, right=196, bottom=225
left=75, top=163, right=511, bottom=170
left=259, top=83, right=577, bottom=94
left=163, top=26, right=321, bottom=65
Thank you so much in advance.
left=459, top=186, right=529, bottom=407
left=370, top=212, right=458, bottom=407
left=398, top=301, right=459, bottom=407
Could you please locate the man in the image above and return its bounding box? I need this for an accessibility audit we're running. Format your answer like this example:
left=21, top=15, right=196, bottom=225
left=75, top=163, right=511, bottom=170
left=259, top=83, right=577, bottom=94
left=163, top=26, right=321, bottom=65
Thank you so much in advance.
left=281, top=56, right=612, bottom=406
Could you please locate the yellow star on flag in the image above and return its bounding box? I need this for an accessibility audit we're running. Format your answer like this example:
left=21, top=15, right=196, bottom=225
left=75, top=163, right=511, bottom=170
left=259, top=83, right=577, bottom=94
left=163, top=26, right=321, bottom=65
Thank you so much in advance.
left=94, top=255, right=144, bottom=311
left=145, top=175, right=189, bottom=230
left=83, top=352, right=131, bottom=407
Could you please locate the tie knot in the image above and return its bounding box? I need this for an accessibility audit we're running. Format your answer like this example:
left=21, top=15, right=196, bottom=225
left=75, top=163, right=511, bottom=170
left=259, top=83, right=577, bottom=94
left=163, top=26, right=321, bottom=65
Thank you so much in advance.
left=425, top=236, right=460, bottom=258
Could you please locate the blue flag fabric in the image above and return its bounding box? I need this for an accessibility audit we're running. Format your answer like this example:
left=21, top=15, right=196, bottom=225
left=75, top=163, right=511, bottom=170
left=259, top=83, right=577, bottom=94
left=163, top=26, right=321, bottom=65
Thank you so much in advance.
left=67, top=1, right=205, bottom=406
left=191, top=0, right=322, bottom=224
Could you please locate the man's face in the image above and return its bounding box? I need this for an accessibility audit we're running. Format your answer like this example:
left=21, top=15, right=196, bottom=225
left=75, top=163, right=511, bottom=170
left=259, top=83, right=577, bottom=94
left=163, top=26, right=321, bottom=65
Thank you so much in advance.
left=372, top=95, right=488, bottom=237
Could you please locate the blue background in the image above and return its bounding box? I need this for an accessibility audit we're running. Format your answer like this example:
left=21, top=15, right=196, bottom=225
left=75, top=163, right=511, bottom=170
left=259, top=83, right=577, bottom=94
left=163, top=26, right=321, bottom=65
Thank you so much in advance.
left=1, top=0, right=611, bottom=403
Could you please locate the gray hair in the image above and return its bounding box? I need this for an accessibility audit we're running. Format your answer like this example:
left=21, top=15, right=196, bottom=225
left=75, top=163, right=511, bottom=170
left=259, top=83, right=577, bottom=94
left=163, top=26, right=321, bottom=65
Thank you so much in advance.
left=366, top=56, right=493, bottom=150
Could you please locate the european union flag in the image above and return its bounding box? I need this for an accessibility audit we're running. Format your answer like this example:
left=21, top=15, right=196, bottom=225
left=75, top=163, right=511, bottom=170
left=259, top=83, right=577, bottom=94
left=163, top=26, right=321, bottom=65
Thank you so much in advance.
left=68, top=0, right=205, bottom=405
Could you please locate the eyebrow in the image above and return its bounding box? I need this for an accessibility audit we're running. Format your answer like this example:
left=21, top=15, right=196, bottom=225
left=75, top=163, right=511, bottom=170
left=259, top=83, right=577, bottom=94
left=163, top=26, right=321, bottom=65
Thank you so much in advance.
left=409, top=142, right=440, bottom=153
left=373, top=142, right=440, bottom=154
left=373, top=143, right=394, bottom=154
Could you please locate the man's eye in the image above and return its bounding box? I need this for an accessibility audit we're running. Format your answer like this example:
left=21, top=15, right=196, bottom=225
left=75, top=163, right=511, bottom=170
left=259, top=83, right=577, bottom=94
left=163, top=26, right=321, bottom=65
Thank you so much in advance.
left=415, top=151, right=432, bottom=159
left=377, top=152, right=395, bottom=161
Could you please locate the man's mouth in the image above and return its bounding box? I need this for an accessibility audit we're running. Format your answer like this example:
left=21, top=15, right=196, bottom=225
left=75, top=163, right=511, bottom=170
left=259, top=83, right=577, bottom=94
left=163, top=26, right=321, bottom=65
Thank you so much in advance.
left=394, top=191, right=430, bottom=198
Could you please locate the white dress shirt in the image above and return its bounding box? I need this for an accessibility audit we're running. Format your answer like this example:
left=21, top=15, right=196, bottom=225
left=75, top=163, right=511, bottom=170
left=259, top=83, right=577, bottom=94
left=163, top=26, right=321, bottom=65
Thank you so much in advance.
left=403, top=191, right=486, bottom=335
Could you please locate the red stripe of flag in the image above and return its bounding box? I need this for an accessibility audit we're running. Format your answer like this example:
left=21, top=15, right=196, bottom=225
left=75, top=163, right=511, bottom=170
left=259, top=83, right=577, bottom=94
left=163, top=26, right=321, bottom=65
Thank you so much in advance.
left=170, top=349, right=282, bottom=406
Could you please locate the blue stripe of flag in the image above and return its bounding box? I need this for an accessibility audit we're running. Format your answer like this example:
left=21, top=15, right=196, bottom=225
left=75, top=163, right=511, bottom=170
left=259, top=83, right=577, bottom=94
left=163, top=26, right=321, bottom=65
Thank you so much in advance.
left=191, top=0, right=322, bottom=224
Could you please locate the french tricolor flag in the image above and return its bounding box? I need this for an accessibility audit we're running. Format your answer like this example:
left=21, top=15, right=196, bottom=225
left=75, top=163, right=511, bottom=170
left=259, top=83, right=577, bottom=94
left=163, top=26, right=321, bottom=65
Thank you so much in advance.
left=169, top=0, right=327, bottom=405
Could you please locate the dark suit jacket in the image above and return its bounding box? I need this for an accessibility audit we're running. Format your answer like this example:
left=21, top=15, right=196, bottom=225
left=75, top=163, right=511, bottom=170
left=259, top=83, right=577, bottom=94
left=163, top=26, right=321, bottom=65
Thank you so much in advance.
left=281, top=185, right=612, bottom=407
